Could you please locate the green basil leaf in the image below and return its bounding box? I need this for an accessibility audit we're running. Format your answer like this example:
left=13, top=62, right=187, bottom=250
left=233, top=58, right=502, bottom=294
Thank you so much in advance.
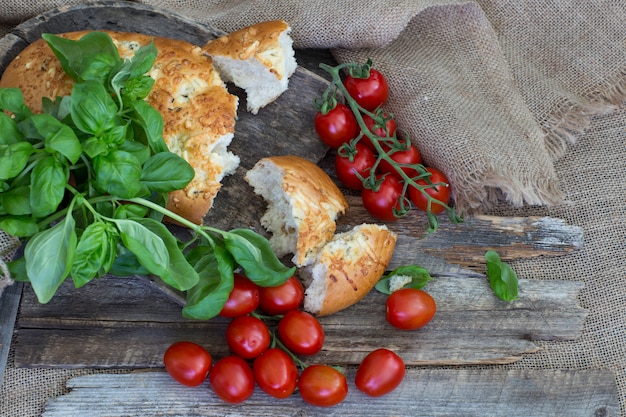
left=0, top=88, right=32, bottom=121
left=0, top=142, right=34, bottom=180
left=122, top=76, right=155, bottom=102
left=30, top=114, right=82, bottom=164
left=141, top=152, right=194, bottom=193
left=223, top=228, right=295, bottom=287
left=71, top=222, right=118, bottom=288
left=485, top=250, right=519, bottom=302
left=0, top=215, right=39, bottom=237
left=108, top=250, right=150, bottom=276
left=71, top=81, right=119, bottom=135
left=375, top=265, right=433, bottom=295
left=113, top=203, right=149, bottom=220
left=0, top=112, right=23, bottom=145
left=42, top=96, right=72, bottom=122
left=7, top=257, right=28, bottom=282
left=111, top=41, right=157, bottom=100
left=127, top=100, right=168, bottom=153
left=24, top=212, right=77, bottom=303
left=30, top=155, right=67, bottom=218
left=0, top=186, right=31, bottom=215
left=118, top=139, right=150, bottom=165
left=93, top=150, right=143, bottom=198
left=82, top=137, right=109, bottom=158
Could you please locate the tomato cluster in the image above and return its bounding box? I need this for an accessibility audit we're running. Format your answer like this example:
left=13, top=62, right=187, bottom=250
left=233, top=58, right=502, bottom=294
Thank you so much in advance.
left=163, top=273, right=410, bottom=407
left=315, top=60, right=455, bottom=230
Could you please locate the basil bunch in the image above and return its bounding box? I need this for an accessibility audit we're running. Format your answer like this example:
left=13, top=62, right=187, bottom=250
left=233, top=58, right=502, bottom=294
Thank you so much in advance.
left=0, top=32, right=294, bottom=318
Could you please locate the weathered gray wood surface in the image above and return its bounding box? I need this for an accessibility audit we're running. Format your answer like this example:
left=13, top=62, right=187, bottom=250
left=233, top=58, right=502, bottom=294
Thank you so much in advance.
left=41, top=370, right=620, bottom=417
left=0, top=282, right=22, bottom=384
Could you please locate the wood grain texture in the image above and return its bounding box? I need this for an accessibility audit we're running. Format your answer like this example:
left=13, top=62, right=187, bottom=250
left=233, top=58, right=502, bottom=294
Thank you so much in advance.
left=41, top=370, right=620, bottom=417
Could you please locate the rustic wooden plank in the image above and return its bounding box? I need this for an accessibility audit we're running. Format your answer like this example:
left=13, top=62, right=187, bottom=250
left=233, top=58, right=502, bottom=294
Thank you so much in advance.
left=41, top=370, right=620, bottom=417
left=0, top=282, right=22, bottom=383
left=14, top=274, right=586, bottom=368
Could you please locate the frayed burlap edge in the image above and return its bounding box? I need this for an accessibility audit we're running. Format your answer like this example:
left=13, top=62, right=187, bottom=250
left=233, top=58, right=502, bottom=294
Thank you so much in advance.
left=0, top=231, right=20, bottom=297
left=542, top=67, right=626, bottom=161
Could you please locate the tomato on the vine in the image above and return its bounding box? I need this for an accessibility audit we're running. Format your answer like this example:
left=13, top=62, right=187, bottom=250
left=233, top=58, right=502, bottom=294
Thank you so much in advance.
left=362, top=112, right=397, bottom=150
left=361, top=174, right=404, bottom=222
left=163, top=341, right=212, bottom=387
left=277, top=310, right=325, bottom=356
left=377, top=141, right=422, bottom=179
left=298, top=365, right=348, bottom=407
left=225, top=315, right=271, bottom=359
left=386, top=288, right=436, bottom=330
left=209, top=355, right=255, bottom=404
left=355, top=348, right=406, bottom=397
left=253, top=348, right=299, bottom=399
left=345, top=68, right=389, bottom=111
left=258, top=276, right=304, bottom=315
left=314, top=103, right=359, bottom=149
left=335, top=143, right=377, bottom=190
left=408, top=167, right=451, bottom=215
left=219, top=273, right=260, bottom=318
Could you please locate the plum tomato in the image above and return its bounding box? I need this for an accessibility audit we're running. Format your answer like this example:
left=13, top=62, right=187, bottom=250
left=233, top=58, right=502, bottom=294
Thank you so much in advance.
left=386, top=288, right=436, bottom=330
left=377, top=141, right=422, bottom=179
left=277, top=310, right=325, bottom=356
left=408, top=167, right=451, bottom=215
left=219, top=273, right=260, bottom=318
left=258, top=276, right=305, bottom=315
left=314, top=103, right=359, bottom=149
left=209, top=355, right=255, bottom=404
left=298, top=364, right=348, bottom=407
left=344, top=68, right=389, bottom=111
left=361, top=174, right=404, bottom=222
left=225, top=315, right=271, bottom=359
left=335, top=143, right=377, bottom=190
left=355, top=348, right=406, bottom=397
left=163, top=341, right=212, bottom=387
left=253, top=348, right=299, bottom=399
left=361, top=112, right=397, bottom=149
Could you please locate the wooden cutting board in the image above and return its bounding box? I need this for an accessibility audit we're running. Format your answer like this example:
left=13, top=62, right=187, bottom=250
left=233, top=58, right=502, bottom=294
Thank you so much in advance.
left=0, top=2, right=613, bottom=416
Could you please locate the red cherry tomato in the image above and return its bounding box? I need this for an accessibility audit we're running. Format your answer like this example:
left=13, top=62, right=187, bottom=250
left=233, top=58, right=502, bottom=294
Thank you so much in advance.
left=355, top=348, right=406, bottom=397
left=344, top=68, right=389, bottom=111
left=258, top=276, right=305, bottom=315
left=277, top=310, right=325, bottom=356
left=225, top=315, right=271, bottom=359
left=361, top=112, right=397, bottom=149
left=361, top=174, right=404, bottom=221
left=335, top=143, right=377, bottom=190
left=209, top=355, right=255, bottom=404
left=163, top=341, right=212, bottom=387
left=408, top=167, right=451, bottom=215
left=314, top=103, right=359, bottom=149
left=386, top=288, right=436, bottom=330
left=219, top=273, right=260, bottom=318
left=377, top=141, right=422, bottom=179
left=253, top=348, right=299, bottom=399
left=298, top=365, right=348, bottom=407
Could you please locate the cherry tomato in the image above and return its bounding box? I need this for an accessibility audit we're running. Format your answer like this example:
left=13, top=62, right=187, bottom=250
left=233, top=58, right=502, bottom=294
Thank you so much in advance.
left=253, top=348, right=298, bottom=399
left=361, top=112, right=397, bottom=149
left=225, top=315, right=271, bottom=359
left=377, top=141, right=422, bottom=179
left=314, top=103, right=359, bottom=149
left=386, top=288, right=436, bottom=330
left=335, top=143, right=376, bottom=190
left=408, top=167, right=451, bottom=215
left=209, top=355, right=255, bottom=404
left=344, top=68, right=389, bottom=111
left=361, top=174, right=404, bottom=221
left=277, top=310, right=325, bottom=356
left=163, top=341, right=212, bottom=387
left=355, top=348, right=406, bottom=397
left=298, top=364, right=348, bottom=407
left=219, top=273, right=260, bottom=318
left=258, top=276, right=304, bottom=315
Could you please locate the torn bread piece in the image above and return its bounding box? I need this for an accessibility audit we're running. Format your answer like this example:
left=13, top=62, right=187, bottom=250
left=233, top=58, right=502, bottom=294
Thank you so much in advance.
left=244, top=155, right=348, bottom=267
left=0, top=30, right=239, bottom=225
left=301, top=224, right=397, bottom=317
left=203, top=20, right=297, bottom=114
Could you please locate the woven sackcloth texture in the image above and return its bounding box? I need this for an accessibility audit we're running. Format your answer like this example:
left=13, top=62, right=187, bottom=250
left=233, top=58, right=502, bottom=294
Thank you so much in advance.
left=0, top=0, right=625, bottom=416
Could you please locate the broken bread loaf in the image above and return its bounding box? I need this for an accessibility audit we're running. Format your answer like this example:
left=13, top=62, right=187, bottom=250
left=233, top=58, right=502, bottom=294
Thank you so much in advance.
left=203, top=20, right=297, bottom=114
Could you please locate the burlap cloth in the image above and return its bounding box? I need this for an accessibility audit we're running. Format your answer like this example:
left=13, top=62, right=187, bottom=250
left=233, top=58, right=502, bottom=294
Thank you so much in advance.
left=0, top=1, right=624, bottom=416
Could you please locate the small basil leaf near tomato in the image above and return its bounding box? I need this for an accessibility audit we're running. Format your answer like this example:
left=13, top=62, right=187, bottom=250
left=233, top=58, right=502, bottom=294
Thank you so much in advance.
left=163, top=341, right=212, bottom=387
left=277, top=310, right=325, bottom=356
left=258, top=275, right=305, bottom=315
left=335, top=143, right=376, bottom=190
left=361, top=174, right=404, bottom=222
left=298, top=364, right=348, bottom=407
left=253, top=348, right=299, bottom=399
left=219, top=273, right=260, bottom=318
left=344, top=68, right=389, bottom=111
left=314, top=103, right=359, bottom=149
left=225, top=315, right=271, bottom=359
left=408, top=167, right=451, bottom=215
left=355, top=348, right=406, bottom=397
left=209, top=355, right=255, bottom=404
left=377, top=141, right=423, bottom=179
left=386, top=288, right=436, bottom=330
